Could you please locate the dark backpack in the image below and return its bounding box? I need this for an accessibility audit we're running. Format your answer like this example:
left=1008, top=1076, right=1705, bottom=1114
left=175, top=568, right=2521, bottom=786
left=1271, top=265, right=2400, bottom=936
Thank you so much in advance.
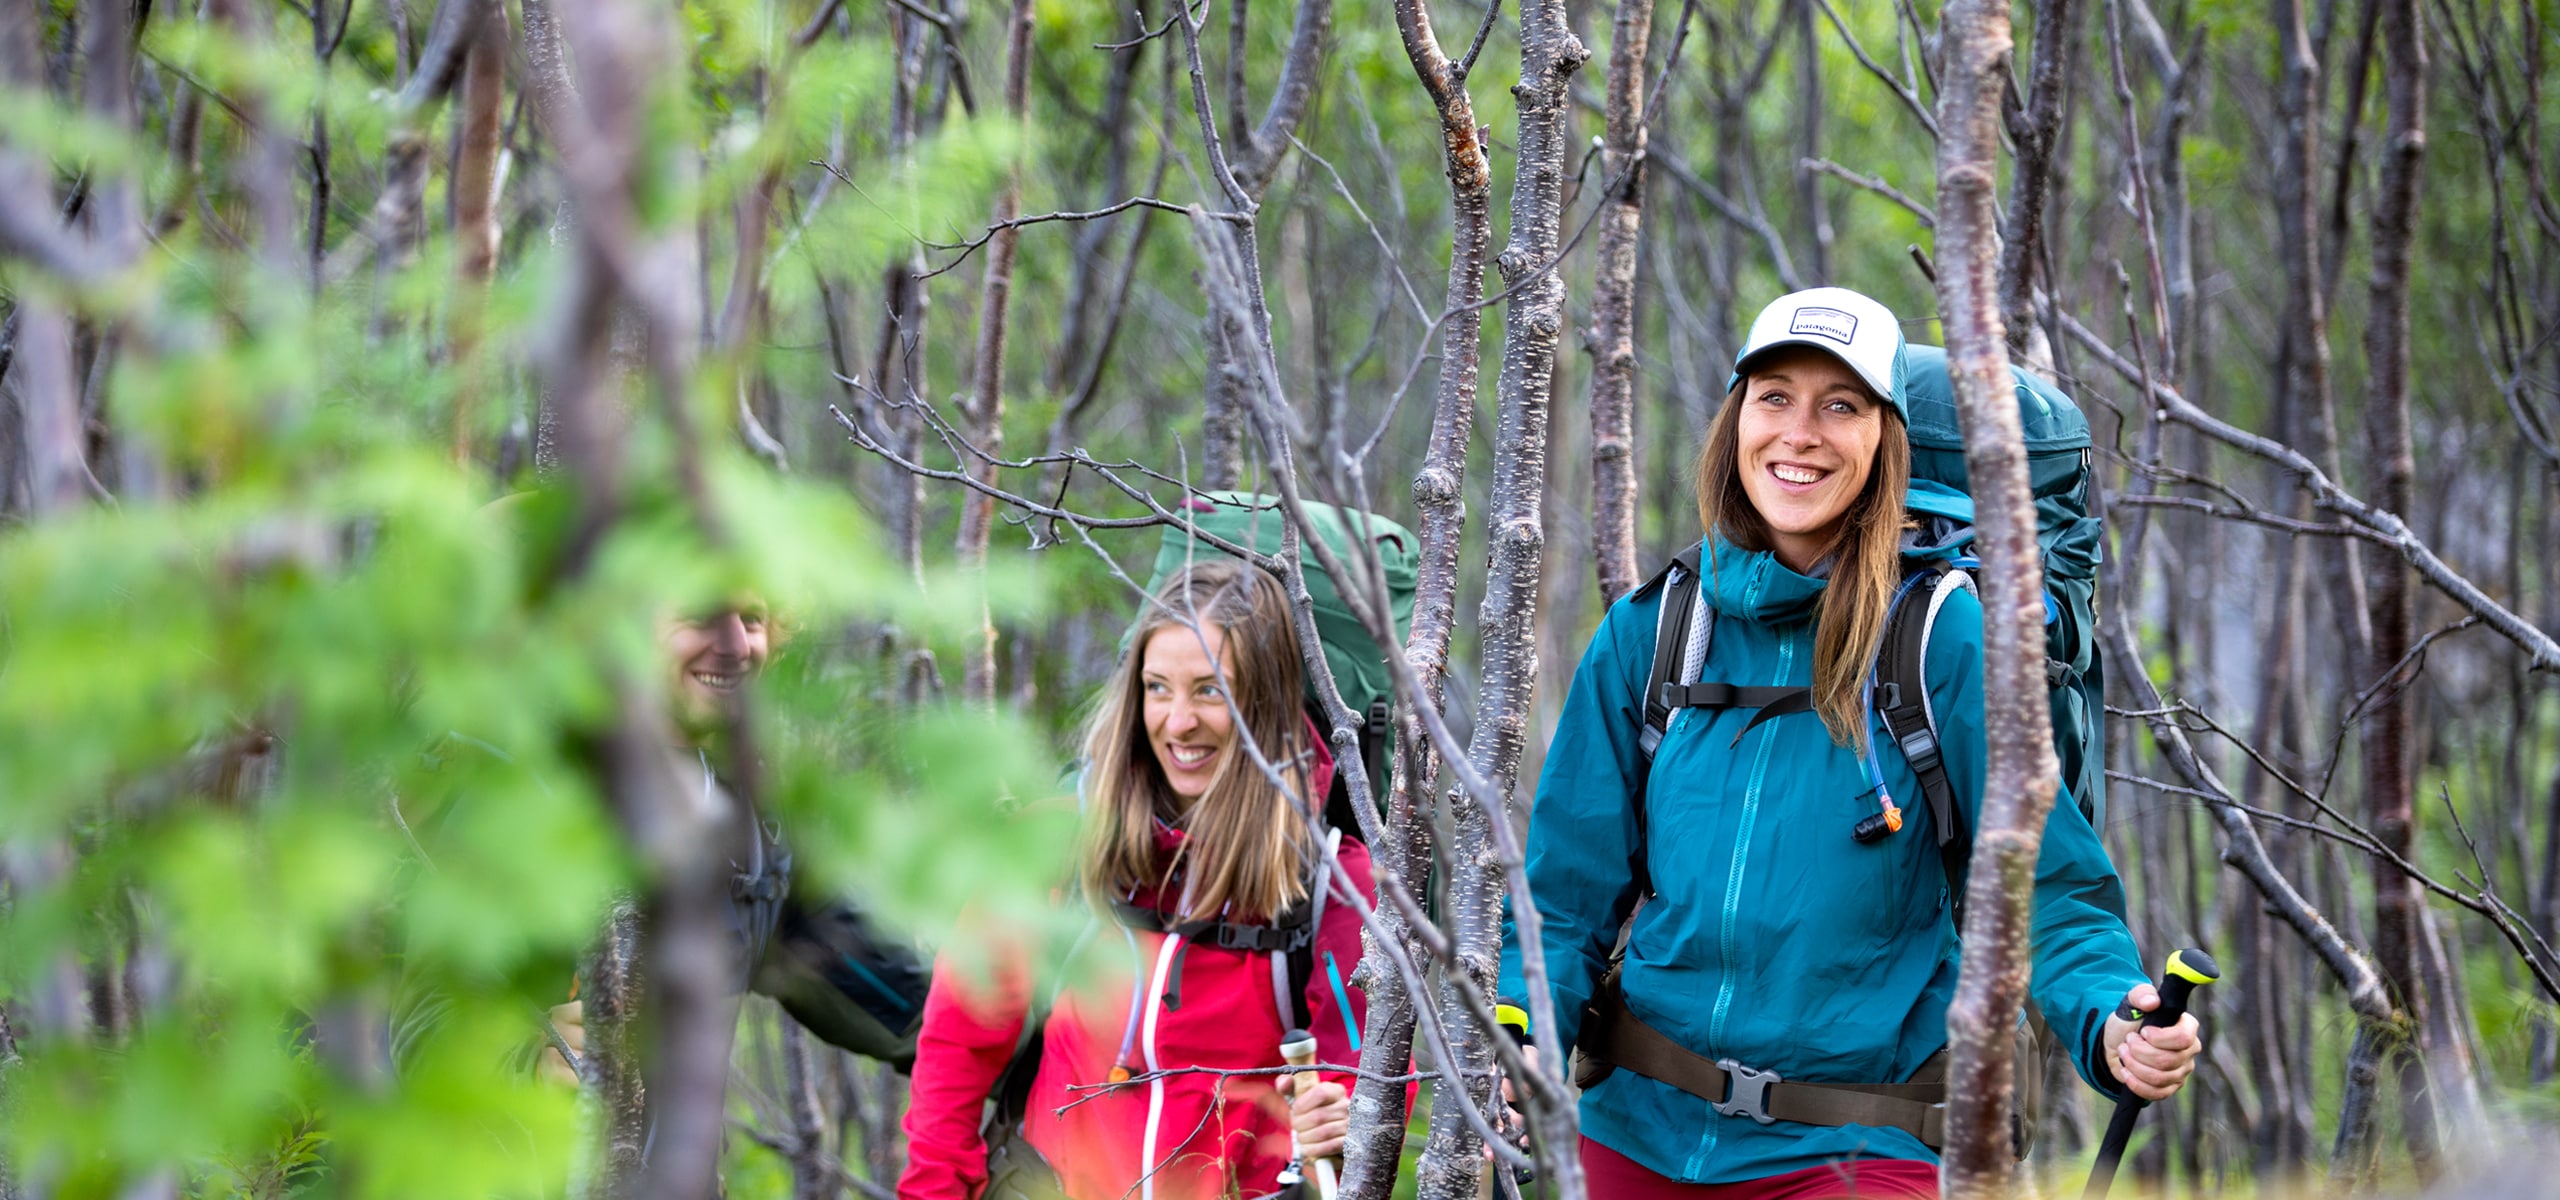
left=753, top=894, right=930, bottom=1071
left=1139, top=492, right=1420, bottom=833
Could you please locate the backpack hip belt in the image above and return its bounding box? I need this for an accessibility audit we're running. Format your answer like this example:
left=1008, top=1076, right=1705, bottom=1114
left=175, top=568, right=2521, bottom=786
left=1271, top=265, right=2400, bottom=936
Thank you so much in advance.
left=1575, top=977, right=1952, bottom=1148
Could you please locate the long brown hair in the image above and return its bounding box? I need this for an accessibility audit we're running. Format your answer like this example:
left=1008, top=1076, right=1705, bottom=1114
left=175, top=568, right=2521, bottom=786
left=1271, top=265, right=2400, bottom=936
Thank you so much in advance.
left=1080, top=559, right=1313, bottom=921
left=1692, top=380, right=1913, bottom=746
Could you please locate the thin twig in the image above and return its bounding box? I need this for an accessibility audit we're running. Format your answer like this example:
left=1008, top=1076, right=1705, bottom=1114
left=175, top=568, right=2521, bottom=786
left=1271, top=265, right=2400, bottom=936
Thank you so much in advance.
left=1799, top=156, right=1936, bottom=227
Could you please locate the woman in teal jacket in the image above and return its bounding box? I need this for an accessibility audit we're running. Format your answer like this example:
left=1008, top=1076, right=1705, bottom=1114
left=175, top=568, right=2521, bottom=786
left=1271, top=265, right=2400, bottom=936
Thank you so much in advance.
left=1500, top=288, right=2200, bottom=1197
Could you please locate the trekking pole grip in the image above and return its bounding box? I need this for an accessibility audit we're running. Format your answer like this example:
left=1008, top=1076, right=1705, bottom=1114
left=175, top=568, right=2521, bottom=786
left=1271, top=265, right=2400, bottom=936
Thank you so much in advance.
left=1279, top=1030, right=1340, bottom=1200
left=2082, top=948, right=2219, bottom=1200
left=2117, top=947, right=2219, bottom=1039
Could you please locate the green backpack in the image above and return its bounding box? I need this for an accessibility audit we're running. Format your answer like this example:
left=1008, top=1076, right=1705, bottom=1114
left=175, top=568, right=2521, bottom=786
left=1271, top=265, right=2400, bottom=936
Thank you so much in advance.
left=1137, top=492, right=1419, bottom=831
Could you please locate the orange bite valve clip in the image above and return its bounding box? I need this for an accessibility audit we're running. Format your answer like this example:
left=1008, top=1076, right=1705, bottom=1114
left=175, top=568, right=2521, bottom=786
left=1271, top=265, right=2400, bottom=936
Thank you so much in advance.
left=1852, top=802, right=1903, bottom=843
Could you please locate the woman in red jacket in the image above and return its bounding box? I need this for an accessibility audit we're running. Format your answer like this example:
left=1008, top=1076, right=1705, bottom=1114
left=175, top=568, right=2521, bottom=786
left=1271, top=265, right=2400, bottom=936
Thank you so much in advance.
left=899, top=559, right=1378, bottom=1200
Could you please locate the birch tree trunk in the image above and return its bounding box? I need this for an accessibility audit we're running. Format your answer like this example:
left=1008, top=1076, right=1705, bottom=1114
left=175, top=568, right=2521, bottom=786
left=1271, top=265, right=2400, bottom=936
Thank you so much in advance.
left=956, top=0, right=1034, bottom=705
left=1587, top=0, right=1654, bottom=607
left=878, top=4, right=933, bottom=582
left=1411, top=4, right=1585, bottom=1198
left=1932, top=2, right=2065, bottom=1192
left=448, top=0, right=507, bottom=460
left=1340, top=1, right=1492, bottom=1191
left=2271, top=0, right=2376, bottom=663
left=1, top=0, right=92, bottom=516
left=1791, top=0, right=1831, bottom=282
left=2359, top=0, right=2482, bottom=1148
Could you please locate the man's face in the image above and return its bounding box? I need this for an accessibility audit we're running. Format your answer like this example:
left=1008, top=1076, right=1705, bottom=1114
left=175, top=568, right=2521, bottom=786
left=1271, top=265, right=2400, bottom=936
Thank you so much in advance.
left=665, top=607, right=770, bottom=726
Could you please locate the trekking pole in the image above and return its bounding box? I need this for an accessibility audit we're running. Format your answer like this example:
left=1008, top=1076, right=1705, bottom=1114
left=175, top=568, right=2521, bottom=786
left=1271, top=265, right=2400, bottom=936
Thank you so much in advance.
left=2081, top=948, right=2220, bottom=1200
left=1479, top=1005, right=1537, bottom=1200
left=1279, top=1029, right=1340, bottom=1200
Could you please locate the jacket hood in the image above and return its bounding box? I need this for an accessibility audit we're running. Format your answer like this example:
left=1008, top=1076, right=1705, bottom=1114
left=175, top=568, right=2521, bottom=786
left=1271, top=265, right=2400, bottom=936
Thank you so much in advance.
left=1697, top=482, right=1979, bottom=623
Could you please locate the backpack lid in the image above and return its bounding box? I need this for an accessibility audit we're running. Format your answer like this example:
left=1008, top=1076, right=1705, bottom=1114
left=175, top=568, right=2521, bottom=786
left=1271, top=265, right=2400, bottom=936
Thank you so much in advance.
left=1897, top=345, right=2092, bottom=454
left=1133, top=493, right=1419, bottom=719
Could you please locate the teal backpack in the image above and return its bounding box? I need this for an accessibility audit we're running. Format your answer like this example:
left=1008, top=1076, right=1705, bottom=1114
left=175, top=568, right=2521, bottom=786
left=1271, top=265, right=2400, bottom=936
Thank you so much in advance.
left=1138, top=492, right=1420, bottom=833
left=1631, top=345, right=2105, bottom=900
left=1897, top=344, right=2105, bottom=843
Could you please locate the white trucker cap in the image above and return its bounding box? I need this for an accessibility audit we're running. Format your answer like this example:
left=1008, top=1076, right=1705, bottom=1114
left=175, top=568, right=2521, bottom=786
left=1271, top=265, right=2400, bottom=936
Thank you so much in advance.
left=1725, top=287, right=1908, bottom=419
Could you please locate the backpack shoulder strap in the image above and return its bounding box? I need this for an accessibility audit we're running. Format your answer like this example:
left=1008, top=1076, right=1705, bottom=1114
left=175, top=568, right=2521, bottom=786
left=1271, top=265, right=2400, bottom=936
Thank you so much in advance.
left=1875, top=564, right=1978, bottom=902
left=1276, top=829, right=1342, bottom=1032
left=1639, top=545, right=1708, bottom=763
left=1631, top=545, right=1708, bottom=900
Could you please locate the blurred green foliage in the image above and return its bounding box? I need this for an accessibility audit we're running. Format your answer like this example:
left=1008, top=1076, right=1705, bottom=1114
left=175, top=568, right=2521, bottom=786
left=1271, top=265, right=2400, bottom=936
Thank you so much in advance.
left=0, top=1, right=1076, bottom=1195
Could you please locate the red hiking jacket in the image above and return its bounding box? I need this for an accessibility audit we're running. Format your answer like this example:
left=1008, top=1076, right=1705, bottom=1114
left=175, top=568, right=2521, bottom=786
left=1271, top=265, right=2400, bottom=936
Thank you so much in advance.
left=897, top=743, right=1377, bottom=1200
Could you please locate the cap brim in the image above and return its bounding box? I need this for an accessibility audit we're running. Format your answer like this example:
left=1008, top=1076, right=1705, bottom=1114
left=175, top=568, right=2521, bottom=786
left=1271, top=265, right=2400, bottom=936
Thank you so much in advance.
left=1726, top=338, right=1895, bottom=405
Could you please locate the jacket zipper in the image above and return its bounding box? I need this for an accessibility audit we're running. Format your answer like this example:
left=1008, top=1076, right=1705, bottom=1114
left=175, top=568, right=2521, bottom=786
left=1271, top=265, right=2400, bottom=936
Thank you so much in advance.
left=1690, top=624, right=1797, bottom=1176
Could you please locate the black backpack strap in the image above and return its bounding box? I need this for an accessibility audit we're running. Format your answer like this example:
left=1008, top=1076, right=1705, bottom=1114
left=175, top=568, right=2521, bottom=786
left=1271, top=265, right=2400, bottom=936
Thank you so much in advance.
left=984, top=912, right=1107, bottom=1139
left=1107, top=894, right=1317, bottom=955
left=1638, top=546, right=1706, bottom=763
left=1106, top=895, right=1171, bottom=935
left=1654, top=682, right=1815, bottom=742
left=1275, top=829, right=1343, bottom=1033
left=1875, top=564, right=1979, bottom=911
left=1632, top=546, right=1708, bottom=900
left=986, top=1017, right=1046, bottom=1137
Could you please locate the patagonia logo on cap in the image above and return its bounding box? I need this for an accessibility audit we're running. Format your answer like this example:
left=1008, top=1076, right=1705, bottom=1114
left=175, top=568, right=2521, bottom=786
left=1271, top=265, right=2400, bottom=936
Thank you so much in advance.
left=1788, top=306, right=1859, bottom=345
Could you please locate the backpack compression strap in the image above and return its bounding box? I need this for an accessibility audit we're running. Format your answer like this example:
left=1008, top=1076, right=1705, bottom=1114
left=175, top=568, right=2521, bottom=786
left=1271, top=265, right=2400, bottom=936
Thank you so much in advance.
left=1105, top=895, right=1319, bottom=954
left=1874, top=564, right=1978, bottom=898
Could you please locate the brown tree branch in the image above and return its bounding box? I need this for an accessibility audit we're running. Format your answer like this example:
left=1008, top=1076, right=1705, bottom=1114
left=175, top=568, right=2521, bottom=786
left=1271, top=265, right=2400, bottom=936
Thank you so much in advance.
left=1811, top=0, right=1939, bottom=139
left=1585, top=0, right=1656, bottom=607
left=1226, top=0, right=1333, bottom=196
left=1798, top=156, right=1936, bottom=228
left=448, top=0, right=508, bottom=461
left=1342, top=0, right=1496, bottom=1186
left=1997, top=0, right=2078, bottom=373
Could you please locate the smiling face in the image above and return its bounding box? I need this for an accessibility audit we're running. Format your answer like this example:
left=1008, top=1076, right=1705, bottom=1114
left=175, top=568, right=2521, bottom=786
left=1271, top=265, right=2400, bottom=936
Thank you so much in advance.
left=1140, top=622, right=1236, bottom=807
left=665, top=606, right=771, bottom=729
left=1734, top=347, right=1888, bottom=572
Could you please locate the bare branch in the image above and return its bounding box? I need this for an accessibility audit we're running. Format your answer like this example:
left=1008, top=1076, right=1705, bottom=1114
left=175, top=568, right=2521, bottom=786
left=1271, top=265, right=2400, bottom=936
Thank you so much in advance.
left=1798, top=156, right=1935, bottom=228
left=2063, top=312, right=2560, bottom=673
left=1811, top=0, right=1940, bottom=138
left=1227, top=0, right=1335, bottom=195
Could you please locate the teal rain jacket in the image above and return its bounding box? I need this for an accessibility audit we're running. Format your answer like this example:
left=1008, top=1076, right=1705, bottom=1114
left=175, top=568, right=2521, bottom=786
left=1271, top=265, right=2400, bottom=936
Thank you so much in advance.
left=1497, top=482, right=2145, bottom=1183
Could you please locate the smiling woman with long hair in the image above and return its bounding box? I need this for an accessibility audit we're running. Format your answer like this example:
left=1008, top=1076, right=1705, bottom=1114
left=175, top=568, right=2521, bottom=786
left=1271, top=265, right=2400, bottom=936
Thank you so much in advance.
left=1497, top=288, right=2203, bottom=1199
left=900, top=559, right=1377, bottom=1200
